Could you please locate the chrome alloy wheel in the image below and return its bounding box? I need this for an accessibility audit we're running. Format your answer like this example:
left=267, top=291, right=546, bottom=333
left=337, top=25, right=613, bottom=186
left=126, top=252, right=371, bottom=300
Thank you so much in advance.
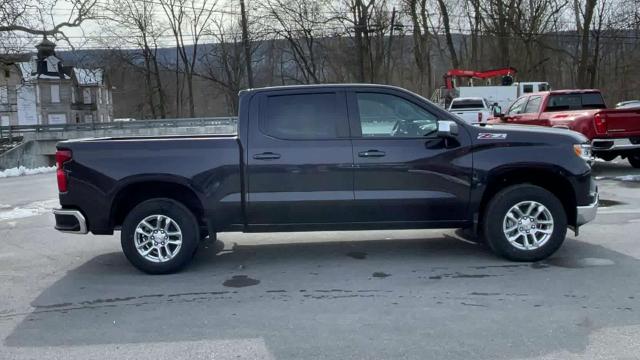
left=134, top=214, right=183, bottom=263
left=502, top=201, right=554, bottom=251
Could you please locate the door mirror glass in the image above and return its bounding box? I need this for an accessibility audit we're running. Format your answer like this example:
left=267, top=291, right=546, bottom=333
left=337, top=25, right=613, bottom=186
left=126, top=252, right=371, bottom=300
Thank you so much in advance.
left=437, top=120, right=458, bottom=137
left=492, top=105, right=502, bottom=117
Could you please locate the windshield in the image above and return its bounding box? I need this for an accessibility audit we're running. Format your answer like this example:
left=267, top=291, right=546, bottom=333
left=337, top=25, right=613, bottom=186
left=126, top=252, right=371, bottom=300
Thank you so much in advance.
left=545, top=93, right=606, bottom=112
left=450, top=99, right=484, bottom=109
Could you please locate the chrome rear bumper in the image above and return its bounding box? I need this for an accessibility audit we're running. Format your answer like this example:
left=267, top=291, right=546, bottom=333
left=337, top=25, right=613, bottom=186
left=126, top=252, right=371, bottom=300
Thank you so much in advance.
left=53, top=208, right=88, bottom=234
left=592, top=138, right=640, bottom=151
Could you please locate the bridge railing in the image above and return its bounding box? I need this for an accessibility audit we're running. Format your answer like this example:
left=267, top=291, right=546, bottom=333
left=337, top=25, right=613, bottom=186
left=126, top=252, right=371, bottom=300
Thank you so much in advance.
left=0, top=117, right=239, bottom=137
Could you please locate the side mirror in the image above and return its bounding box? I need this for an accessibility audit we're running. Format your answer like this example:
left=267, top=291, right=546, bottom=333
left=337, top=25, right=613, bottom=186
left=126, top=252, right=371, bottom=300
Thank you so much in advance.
left=437, top=120, right=459, bottom=137
left=492, top=105, right=503, bottom=117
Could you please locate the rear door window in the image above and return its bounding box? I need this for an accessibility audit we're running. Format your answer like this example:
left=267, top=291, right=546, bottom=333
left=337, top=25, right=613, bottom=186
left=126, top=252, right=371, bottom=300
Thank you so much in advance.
left=545, top=93, right=606, bottom=112
left=450, top=99, right=485, bottom=109
left=261, top=92, right=343, bottom=139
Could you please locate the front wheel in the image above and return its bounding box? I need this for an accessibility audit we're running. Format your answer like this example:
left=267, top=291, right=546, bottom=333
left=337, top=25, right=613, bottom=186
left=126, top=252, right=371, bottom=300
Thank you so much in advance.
left=482, top=184, right=567, bottom=262
left=628, top=153, right=640, bottom=168
left=121, top=198, right=199, bottom=274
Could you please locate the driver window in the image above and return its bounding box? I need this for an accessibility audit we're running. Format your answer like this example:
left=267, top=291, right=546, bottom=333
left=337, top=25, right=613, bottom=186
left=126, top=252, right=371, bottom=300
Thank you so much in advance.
left=356, top=92, right=438, bottom=137
left=507, top=96, right=528, bottom=115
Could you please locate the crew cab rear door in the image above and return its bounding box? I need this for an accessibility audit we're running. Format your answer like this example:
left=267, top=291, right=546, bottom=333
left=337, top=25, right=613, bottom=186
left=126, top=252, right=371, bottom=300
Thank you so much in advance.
left=246, top=89, right=355, bottom=226
left=346, top=89, right=473, bottom=223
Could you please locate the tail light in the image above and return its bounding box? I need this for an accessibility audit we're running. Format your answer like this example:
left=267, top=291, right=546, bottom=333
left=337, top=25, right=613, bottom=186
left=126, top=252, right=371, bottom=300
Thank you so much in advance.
left=594, top=113, right=607, bottom=135
left=477, top=112, right=483, bottom=123
left=56, top=149, right=72, bottom=192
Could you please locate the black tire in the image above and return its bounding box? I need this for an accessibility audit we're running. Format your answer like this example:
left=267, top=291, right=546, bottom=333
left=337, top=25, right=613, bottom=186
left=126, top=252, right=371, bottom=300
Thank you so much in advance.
left=628, top=153, right=640, bottom=168
left=482, top=184, right=567, bottom=262
left=121, top=198, right=199, bottom=274
left=598, top=153, right=617, bottom=162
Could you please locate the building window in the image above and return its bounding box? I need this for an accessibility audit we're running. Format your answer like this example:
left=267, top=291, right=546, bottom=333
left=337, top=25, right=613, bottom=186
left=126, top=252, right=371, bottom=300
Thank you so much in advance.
left=71, top=88, right=76, bottom=103
left=1, top=115, right=9, bottom=126
left=83, top=88, right=91, bottom=104
left=47, top=113, right=67, bottom=124
left=50, top=84, right=60, bottom=103
left=4, top=69, right=9, bottom=78
left=0, top=86, right=7, bottom=104
left=84, top=114, right=93, bottom=123
left=98, top=88, right=102, bottom=104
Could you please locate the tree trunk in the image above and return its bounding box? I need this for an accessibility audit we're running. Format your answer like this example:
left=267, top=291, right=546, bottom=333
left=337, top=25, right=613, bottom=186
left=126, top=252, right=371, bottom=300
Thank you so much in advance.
left=577, top=0, right=597, bottom=88
left=437, top=0, right=459, bottom=68
left=240, top=0, right=254, bottom=88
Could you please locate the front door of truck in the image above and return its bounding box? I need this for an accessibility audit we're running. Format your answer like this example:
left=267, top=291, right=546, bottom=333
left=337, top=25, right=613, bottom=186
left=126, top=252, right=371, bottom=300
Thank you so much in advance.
left=502, top=95, right=528, bottom=124
left=347, top=90, right=473, bottom=223
left=246, top=89, right=354, bottom=226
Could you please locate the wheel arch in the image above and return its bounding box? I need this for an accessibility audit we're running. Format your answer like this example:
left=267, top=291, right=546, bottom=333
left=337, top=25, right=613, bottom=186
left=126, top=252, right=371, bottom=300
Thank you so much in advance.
left=110, top=178, right=205, bottom=229
left=478, top=167, right=577, bottom=228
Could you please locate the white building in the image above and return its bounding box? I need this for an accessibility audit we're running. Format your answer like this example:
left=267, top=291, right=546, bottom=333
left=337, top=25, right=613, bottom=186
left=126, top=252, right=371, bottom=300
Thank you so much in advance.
left=0, top=38, right=113, bottom=127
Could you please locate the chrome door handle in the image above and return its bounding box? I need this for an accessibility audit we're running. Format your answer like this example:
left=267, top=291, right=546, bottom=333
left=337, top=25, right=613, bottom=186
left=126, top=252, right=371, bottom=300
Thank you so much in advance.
left=358, top=150, right=386, bottom=158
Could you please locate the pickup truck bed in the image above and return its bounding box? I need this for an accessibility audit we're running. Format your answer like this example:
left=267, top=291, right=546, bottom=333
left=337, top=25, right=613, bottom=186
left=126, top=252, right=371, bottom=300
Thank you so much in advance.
left=58, top=134, right=242, bottom=235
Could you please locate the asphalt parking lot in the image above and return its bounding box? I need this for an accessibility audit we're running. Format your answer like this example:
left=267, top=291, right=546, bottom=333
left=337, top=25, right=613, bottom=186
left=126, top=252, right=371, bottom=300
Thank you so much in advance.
left=1, top=160, right=640, bottom=359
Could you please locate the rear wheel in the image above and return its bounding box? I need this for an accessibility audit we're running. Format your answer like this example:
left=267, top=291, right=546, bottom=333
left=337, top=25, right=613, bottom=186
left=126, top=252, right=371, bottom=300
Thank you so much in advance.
left=628, top=153, right=640, bottom=168
left=482, top=184, right=567, bottom=262
left=121, top=198, right=199, bottom=274
left=598, top=153, right=617, bottom=162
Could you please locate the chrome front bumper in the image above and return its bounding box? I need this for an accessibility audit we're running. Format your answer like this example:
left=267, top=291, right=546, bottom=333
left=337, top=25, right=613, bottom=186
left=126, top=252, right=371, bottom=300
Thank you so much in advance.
left=53, top=208, right=88, bottom=234
left=576, top=194, right=598, bottom=226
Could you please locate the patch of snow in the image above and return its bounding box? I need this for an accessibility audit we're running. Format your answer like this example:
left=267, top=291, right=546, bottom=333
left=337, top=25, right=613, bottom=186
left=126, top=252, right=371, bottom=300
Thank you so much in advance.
left=74, top=68, right=104, bottom=85
left=17, top=61, right=36, bottom=81
left=0, top=199, right=58, bottom=221
left=616, top=175, right=640, bottom=182
left=17, top=60, right=69, bottom=81
left=0, top=165, right=56, bottom=178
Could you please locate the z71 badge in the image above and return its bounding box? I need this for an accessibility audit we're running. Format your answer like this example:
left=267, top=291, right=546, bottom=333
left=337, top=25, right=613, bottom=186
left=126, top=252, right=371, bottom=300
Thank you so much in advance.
left=478, top=133, right=507, bottom=139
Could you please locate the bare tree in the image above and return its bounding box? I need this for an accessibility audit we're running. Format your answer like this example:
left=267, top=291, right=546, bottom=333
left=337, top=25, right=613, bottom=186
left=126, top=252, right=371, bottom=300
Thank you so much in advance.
left=104, top=0, right=168, bottom=118
left=575, top=0, right=598, bottom=87
left=159, top=0, right=219, bottom=117
left=199, top=17, right=246, bottom=114
left=405, top=0, right=433, bottom=94
left=0, top=0, right=96, bottom=37
left=436, top=0, right=459, bottom=68
left=261, top=0, right=330, bottom=84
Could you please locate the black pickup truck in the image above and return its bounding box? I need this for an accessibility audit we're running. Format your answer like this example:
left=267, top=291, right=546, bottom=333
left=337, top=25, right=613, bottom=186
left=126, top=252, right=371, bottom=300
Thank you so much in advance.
left=53, top=84, right=598, bottom=274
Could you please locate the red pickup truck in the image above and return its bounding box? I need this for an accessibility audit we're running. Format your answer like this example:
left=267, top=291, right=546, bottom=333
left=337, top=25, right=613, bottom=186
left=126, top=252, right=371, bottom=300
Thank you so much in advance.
left=488, top=89, right=640, bottom=167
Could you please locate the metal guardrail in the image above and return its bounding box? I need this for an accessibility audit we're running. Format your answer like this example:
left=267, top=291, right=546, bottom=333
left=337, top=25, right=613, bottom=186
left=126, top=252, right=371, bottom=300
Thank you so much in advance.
left=0, top=117, right=239, bottom=136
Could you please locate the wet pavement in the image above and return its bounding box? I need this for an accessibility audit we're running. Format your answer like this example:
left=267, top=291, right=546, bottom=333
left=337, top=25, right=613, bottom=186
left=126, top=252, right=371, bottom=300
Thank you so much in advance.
left=0, top=158, right=639, bottom=359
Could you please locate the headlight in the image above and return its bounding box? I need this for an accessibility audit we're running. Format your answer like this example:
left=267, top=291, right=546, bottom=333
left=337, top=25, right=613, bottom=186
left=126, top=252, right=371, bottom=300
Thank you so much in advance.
left=573, top=144, right=593, bottom=163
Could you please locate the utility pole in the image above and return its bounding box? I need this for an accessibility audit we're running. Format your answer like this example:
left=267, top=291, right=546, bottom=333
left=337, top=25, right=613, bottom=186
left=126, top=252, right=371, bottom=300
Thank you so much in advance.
left=385, top=7, right=396, bottom=84
left=240, top=0, right=254, bottom=88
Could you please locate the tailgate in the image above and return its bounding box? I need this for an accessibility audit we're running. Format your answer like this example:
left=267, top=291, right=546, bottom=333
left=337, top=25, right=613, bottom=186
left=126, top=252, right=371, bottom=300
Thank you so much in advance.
left=603, top=109, right=640, bottom=135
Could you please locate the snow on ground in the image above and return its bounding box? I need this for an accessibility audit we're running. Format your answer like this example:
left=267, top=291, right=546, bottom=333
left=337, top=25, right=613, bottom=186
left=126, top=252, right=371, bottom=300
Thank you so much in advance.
left=0, top=199, right=59, bottom=221
left=616, top=175, right=640, bottom=181
left=0, top=165, right=56, bottom=178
